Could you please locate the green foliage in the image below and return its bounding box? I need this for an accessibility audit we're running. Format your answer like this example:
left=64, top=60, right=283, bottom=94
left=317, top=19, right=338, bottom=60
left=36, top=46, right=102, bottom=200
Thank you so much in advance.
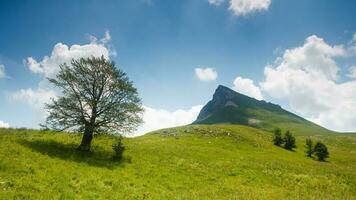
left=43, top=56, right=143, bottom=150
left=0, top=126, right=355, bottom=199
left=273, top=128, right=283, bottom=146
left=283, top=131, right=296, bottom=150
left=314, top=142, right=329, bottom=161
left=112, top=135, right=125, bottom=161
left=305, top=138, right=313, bottom=157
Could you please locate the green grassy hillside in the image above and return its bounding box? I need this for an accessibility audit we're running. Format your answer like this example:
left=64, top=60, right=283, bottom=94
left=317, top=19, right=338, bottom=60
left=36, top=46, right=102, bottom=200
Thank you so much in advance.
left=0, top=126, right=355, bottom=199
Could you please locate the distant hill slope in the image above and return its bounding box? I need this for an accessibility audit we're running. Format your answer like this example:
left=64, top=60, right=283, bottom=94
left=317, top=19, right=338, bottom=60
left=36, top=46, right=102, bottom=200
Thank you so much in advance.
left=193, top=85, right=334, bottom=135
left=1, top=126, right=355, bottom=199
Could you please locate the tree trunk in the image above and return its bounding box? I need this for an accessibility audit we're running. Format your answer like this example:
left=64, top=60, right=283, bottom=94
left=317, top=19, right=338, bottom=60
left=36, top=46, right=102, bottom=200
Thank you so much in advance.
left=77, top=127, right=93, bottom=151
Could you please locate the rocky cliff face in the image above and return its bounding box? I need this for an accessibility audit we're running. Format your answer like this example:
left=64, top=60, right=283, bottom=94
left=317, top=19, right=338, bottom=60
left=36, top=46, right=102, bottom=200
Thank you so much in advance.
left=195, top=85, right=239, bottom=122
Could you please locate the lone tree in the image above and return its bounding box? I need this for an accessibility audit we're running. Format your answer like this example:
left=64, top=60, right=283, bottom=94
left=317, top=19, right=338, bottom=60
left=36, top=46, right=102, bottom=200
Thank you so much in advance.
left=273, top=128, right=283, bottom=146
left=314, top=142, right=329, bottom=161
left=283, top=131, right=296, bottom=150
left=44, top=56, right=143, bottom=151
left=305, top=138, right=313, bottom=157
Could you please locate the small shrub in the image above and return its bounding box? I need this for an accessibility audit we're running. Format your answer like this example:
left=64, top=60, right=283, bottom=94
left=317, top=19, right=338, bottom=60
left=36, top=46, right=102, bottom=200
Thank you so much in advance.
left=283, top=131, right=296, bottom=150
left=305, top=138, right=313, bottom=157
left=112, top=136, right=125, bottom=161
left=273, top=128, right=283, bottom=146
left=314, top=142, right=329, bottom=161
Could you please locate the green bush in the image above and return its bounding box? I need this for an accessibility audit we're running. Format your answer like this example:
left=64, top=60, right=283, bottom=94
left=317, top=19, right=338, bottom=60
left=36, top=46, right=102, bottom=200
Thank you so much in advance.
left=314, top=142, right=329, bottom=161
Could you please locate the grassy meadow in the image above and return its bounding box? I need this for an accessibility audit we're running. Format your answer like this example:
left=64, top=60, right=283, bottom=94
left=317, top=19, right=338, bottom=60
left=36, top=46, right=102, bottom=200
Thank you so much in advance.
left=0, top=125, right=355, bottom=199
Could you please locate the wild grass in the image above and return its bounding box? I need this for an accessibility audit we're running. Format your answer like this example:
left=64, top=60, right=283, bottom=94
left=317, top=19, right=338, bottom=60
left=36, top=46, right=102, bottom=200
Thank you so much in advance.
left=0, top=125, right=355, bottom=199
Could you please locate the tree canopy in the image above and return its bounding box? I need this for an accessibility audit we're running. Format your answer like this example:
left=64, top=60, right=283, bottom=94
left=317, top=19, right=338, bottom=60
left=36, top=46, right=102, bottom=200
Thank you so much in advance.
left=43, top=56, right=143, bottom=150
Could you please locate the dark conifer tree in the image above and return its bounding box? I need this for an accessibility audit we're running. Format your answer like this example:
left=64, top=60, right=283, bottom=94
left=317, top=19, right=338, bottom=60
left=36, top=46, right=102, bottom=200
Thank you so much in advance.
left=273, top=128, right=283, bottom=146
left=283, top=131, right=296, bottom=150
left=305, top=138, right=313, bottom=157
left=314, top=142, right=329, bottom=161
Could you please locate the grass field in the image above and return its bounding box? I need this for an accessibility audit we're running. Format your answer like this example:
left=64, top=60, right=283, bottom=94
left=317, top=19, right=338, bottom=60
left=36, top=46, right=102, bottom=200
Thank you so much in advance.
left=0, top=125, right=355, bottom=199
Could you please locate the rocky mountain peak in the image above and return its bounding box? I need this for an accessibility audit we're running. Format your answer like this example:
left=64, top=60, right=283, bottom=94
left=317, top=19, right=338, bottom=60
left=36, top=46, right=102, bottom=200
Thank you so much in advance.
left=193, top=85, right=301, bottom=126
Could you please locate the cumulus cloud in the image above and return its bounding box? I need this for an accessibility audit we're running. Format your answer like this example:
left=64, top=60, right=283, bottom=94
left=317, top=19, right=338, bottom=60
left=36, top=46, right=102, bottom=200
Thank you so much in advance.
left=347, top=66, right=356, bottom=79
left=0, top=120, right=9, bottom=128
left=208, top=0, right=224, bottom=6
left=195, top=67, right=218, bottom=81
left=0, top=64, right=6, bottom=79
left=229, top=0, right=271, bottom=16
left=12, top=88, right=56, bottom=109
left=350, top=33, right=356, bottom=55
left=11, top=88, right=57, bottom=123
left=260, top=35, right=356, bottom=132
left=233, top=76, right=263, bottom=100
left=27, top=42, right=110, bottom=78
left=135, top=105, right=203, bottom=136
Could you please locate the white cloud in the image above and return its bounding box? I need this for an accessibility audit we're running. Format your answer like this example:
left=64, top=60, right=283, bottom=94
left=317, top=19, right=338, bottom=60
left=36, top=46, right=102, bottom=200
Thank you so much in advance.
left=12, top=88, right=56, bottom=110
left=351, top=46, right=356, bottom=55
left=229, top=0, right=271, bottom=16
left=233, top=76, right=263, bottom=100
left=347, top=66, right=356, bottom=79
left=135, top=105, right=203, bottom=136
left=27, top=31, right=114, bottom=78
left=260, top=35, right=356, bottom=132
left=11, top=88, right=57, bottom=123
left=350, top=33, right=356, bottom=55
left=27, top=42, right=110, bottom=78
left=0, top=120, right=9, bottom=128
left=208, top=0, right=224, bottom=6
left=195, top=67, right=218, bottom=81
left=101, top=30, right=111, bottom=44
left=0, top=64, right=6, bottom=79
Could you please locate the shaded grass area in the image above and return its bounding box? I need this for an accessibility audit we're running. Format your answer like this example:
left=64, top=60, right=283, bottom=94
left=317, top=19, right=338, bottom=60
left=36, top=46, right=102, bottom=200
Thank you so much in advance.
left=0, top=126, right=355, bottom=199
left=18, top=139, right=122, bottom=169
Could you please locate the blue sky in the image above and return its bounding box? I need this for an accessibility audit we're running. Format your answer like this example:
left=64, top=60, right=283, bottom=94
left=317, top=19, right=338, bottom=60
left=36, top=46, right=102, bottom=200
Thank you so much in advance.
left=0, top=0, right=356, bottom=134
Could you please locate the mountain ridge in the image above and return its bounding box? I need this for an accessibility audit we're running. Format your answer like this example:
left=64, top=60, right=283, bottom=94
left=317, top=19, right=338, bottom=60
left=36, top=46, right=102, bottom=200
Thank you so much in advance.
left=193, top=85, right=333, bottom=135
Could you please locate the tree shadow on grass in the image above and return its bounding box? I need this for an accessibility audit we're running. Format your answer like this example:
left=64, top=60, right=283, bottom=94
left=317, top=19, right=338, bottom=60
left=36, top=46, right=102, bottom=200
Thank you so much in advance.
left=18, top=139, right=127, bottom=169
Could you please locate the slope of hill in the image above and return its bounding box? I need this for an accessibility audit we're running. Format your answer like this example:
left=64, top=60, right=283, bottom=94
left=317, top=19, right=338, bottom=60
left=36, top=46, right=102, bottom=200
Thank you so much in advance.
left=1, top=127, right=355, bottom=199
left=194, top=85, right=335, bottom=135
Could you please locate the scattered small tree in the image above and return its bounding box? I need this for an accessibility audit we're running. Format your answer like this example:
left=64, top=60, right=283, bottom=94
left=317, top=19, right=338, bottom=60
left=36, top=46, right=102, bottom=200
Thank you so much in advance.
left=305, top=138, right=313, bottom=157
left=314, top=142, right=329, bottom=161
left=43, top=56, right=143, bottom=151
left=283, top=131, right=296, bottom=150
left=112, top=136, right=125, bottom=161
left=273, top=128, right=283, bottom=146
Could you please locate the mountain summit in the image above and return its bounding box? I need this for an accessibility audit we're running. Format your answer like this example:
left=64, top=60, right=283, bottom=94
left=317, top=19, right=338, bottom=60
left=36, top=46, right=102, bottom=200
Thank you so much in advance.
left=193, top=85, right=332, bottom=135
